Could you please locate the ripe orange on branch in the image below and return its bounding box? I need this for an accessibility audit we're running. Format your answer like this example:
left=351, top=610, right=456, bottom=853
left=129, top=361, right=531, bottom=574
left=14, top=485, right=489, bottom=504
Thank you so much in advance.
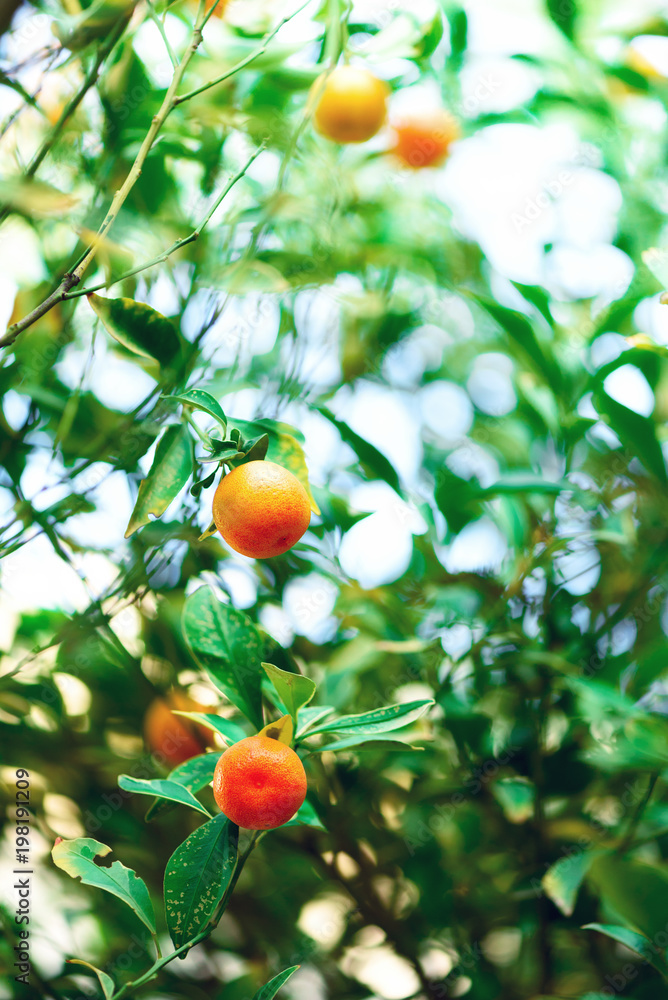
left=212, top=460, right=311, bottom=559
left=213, top=735, right=307, bottom=829
left=312, top=66, right=390, bottom=144
left=144, top=692, right=210, bottom=768
left=391, top=110, right=459, bottom=168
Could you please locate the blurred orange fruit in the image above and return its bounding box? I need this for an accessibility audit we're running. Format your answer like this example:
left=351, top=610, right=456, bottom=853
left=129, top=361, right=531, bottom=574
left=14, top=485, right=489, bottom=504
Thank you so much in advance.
left=312, top=66, right=389, bottom=144
left=212, top=460, right=311, bottom=559
left=212, top=735, right=307, bottom=829
left=391, top=110, right=459, bottom=168
left=144, top=692, right=210, bottom=768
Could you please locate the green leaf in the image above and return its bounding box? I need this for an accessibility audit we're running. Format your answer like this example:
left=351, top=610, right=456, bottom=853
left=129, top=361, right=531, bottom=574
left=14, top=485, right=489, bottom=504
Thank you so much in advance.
left=284, top=798, right=327, bottom=831
left=87, top=294, right=180, bottom=367
left=311, top=733, right=422, bottom=753
left=238, top=433, right=270, bottom=464
left=588, top=855, right=668, bottom=943
left=546, top=0, right=576, bottom=38
left=145, top=752, right=221, bottom=822
left=252, top=966, right=300, bottom=1000
left=164, top=389, right=227, bottom=431
left=296, top=705, right=336, bottom=738
left=66, top=960, right=115, bottom=999
left=118, top=775, right=212, bottom=817
left=172, top=712, right=247, bottom=745
left=164, top=813, right=238, bottom=949
left=473, top=295, right=560, bottom=388
left=262, top=663, right=316, bottom=725
left=125, top=424, right=192, bottom=537
left=447, top=6, right=467, bottom=68
left=542, top=850, right=602, bottom=916
left=182, top=586, right=264, bottom=729
left=51, top=838, right=155, bottom=933
left=307, top=700, right=433, bottom=737
left=232, top=418, right=320, bottom=515
left=592, top=388, right=667, bottom=483
left=491, top=777, right=535, bottom=824
left=317, top=407, right=401, bottom=494
left=583, top=923, right=668, bottom=977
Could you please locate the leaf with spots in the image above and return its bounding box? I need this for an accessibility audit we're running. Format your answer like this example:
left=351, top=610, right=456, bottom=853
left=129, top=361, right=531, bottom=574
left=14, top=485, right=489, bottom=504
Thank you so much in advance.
left=118, top=775, right=212, bottom=817
left=306, top=699, right=434, bottom=737
left=182, top=586, right=264, bottom=729
left=164, top=813, right=238, bottom=949
left=51, top=838, right=155, bottom=933
left=87, top=294, right=181, bottom=367
left=252, top=965, right=300, bottom=1000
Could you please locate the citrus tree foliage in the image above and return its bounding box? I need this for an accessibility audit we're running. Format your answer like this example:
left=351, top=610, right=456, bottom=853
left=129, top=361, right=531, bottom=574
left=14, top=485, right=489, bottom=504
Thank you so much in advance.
left=2, top=0, right=668, bottom=998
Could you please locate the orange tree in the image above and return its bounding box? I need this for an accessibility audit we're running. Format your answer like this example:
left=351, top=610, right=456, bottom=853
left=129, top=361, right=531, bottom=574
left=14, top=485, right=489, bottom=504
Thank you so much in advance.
left=2, top=0, right=668, bottom=999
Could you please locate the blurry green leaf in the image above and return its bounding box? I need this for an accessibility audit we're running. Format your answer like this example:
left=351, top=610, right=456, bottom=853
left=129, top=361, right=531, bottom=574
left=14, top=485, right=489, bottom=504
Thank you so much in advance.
left=447, top=6, right=467, bottom=67
left=588, top=855, right=668, bottom=942
left=311, top=733, right=422, bottom=752
left=145, top=752, right=221, bottom=822
left=164, top=389, right=227, bottom=431
left=473, top=295, right=560, bottom=388
left=492, top=777, right=535, bottom=824
left=318, top=407, right=401, bottom=494
left=308, top=700, right=433, bottom=737
left=118, top=775, right=212, bottom=816
left=125, top=424, right=192, bottom=537
left=53, top=0, right=134, bottom=50
left=164, top=813, right=238, bottom=949
left=182, top=586, right=264, bottom=729
left=252, top=966, right=300, bottom=1000
left=66, top=960, right=115, bottom=998
left=592, top=388, right=667, bottom=484
left=0, top=178, right=78, bottom=217
left=88, top=294, right=180, bottom=367
left=542, top=849, right=602, bottom=915
left=546, top=0, right=577, bottom=38
left=583, top=923, right=668, bottom=977
left=52, top=838, right=155, bottom=933
left=262, top=663, right=316, bottom=726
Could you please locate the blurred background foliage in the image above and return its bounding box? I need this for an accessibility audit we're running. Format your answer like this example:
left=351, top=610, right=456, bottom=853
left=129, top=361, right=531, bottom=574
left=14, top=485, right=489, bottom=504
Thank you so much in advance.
left=2, top=0, right=668, bottom=997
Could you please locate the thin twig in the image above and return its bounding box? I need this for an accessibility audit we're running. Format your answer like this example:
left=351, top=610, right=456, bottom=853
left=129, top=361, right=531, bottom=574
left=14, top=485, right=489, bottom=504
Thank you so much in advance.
left=62, top=144, right=264, bottom=300
left=146, top=0, right=178, bottom=68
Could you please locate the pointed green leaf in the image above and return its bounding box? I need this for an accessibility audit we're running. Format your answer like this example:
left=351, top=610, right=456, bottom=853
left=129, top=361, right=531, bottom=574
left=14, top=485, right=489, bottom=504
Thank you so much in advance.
left=593, top=388, right=667, bottom=483
left=164, top=813, right=238, bottom=949
left=542, top=850, right=602, bottom=916
left=284, top=798, right=327, bottom=831
left=118, top=775, right=211, bottom=817
left=588, top=855, right=668, bottom=942
left=252, top=965, right=300, bottom=1000
left=172, top=712, right=247, bottom=745
left=473, top=295, right=560, bottom=388
left=311, top=733, right=422, bottom=752
left=145, top=752, right=221, bottom=822
left=583, top=924, right=668, bottom=977
left=51, top=838, right=155, bottom=933
left=307, top=700, right=434, bottom=737
left=318, top=407, right=401, bottom=495
left=183, top=586, right=264, bottom=729
left=237, top=433, right=270, bottom=464
left=164, top=389, right=227, bottom=431
left=125, top=424, right=192, bottom=537
left=66, top=960, right=115, bottom=999
left=262, top=663, right=316, bottom=725
left=491, top=777, right=535, bottom=824
left=547, top=0, right=576, bottom=38
left=87, top=294, right=180, bottom=366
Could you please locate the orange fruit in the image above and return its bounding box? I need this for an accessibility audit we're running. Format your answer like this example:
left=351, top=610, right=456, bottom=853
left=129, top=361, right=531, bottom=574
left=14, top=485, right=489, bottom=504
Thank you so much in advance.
left=204, top=0, right=228, bottom=17
left=212, top=460, right=311, bottom=559
left=144, top=692, right=210, bottom=768
left=213, top=735, right=307, bottom=829
left=391, top=110, right=459, bottom=168
left=312, top=66, right=389, bottom=144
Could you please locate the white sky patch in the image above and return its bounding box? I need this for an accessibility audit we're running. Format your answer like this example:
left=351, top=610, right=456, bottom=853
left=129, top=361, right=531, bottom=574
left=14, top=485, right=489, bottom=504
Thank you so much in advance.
left=603, top=364, right=654, bottom=417
left=439, top=518, right=508, bottom=574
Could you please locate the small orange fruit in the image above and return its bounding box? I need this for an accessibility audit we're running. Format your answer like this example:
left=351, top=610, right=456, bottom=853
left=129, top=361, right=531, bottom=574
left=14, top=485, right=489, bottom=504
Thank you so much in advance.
left=312, top=66, right=389, bottom=144
left=212, top=460, right=311, bottom=559
left=213, top=735, right=307, bottom=829
left=392, top=110, right=459, bottom=168
left=204, top=0, right=228, bottom=17
left=144, top=692, right=210, bottom=768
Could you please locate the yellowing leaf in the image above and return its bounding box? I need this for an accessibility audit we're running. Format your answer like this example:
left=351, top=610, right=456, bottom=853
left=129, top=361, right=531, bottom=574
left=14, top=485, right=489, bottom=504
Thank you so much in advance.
left=258, top=714, right=294, bottom=745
